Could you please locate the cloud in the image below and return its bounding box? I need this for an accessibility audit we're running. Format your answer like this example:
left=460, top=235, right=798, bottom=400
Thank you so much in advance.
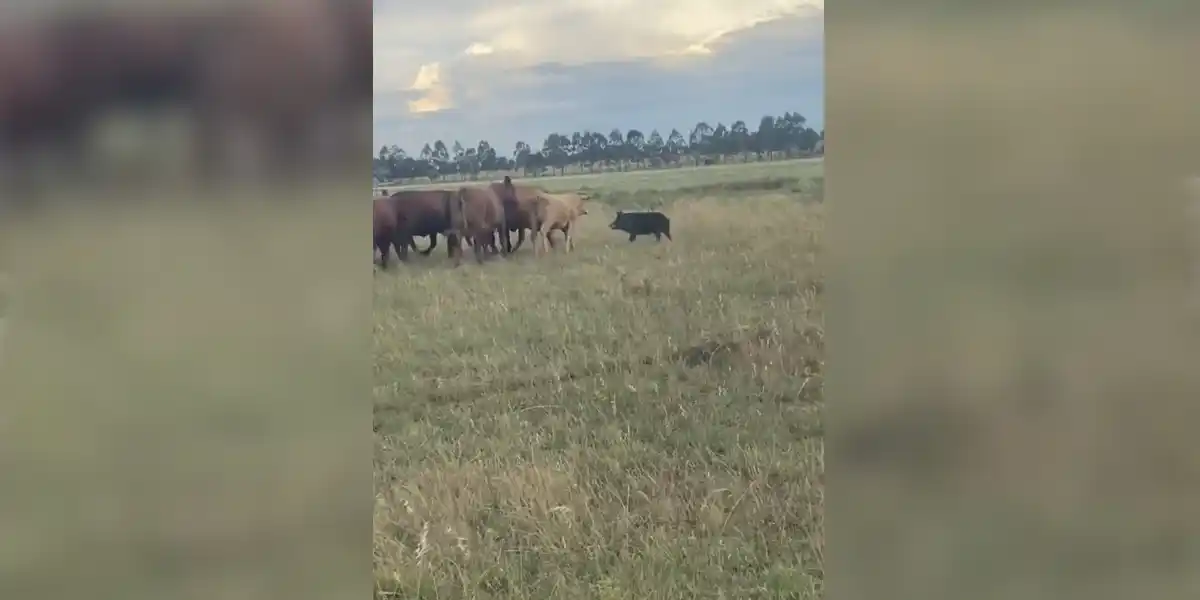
left=464, top=43, right=494, bottom=56
left=406, top=63, right=452, bottom=113
left=374, top=0, right=823, bottom=152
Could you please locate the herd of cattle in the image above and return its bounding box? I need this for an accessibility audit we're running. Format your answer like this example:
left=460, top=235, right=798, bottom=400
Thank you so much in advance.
left=373, top=176, right=673, bottom=269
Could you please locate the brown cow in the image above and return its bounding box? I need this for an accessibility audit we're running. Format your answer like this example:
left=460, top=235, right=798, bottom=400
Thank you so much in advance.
left=0, top=12, right=212, bottom=198
left=389, top=190, right=457, bottom=260
left=373, top=197, right=401, bottom=270
left=190, top=0, right=364, bottom=182
left=445, top=186, right=508, bottom=266
left=488, top=175, right=546, bottom=253
left=369, top=193, right=432, bottom=261
left=0, top=2, right=369, bottom=200
left=530, top=192, right=589, bottom=255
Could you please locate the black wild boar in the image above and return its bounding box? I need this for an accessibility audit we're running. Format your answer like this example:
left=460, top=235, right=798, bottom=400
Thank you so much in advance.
left=609, top=210, right=672, bottom=242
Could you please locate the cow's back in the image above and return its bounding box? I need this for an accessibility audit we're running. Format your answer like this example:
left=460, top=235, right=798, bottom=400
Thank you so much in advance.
left=550, top=192, right=586, bottom=217
left=390, top=189, right=451, bottom=234
left=458, top=186, right=504, bottom=229
left=489, top=181, right=541, bottom=228
left=534, top=192, right=582, bottom=226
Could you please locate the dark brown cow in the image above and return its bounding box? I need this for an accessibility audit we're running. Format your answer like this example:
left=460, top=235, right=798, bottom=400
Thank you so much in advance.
left=389, top=190, right=458, bottom=260
left=370, top=194, right=432, bottom=262
left=187, top=0, right=370, bottom=181
left=0, top=13, right=201, bottom=197
left=2, top=9, right=228, bottom=196
left=446, top=186, right=508, bottom=266
left=0, top=28, right=68, bottom=201
left=190, top=0, right=367, bottom=182
left=373, top=197, right=401, bottom=270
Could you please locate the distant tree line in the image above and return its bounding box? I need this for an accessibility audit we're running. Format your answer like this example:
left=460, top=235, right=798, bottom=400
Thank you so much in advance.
left=373, top=111, right=822, bottom=184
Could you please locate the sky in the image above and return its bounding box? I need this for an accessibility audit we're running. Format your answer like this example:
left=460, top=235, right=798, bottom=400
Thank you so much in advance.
left=373, top=0, right=824, bottom=157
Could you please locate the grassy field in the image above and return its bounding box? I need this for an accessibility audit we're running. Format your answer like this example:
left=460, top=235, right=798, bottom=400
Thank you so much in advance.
left=373, top=159, right=825, bottom=598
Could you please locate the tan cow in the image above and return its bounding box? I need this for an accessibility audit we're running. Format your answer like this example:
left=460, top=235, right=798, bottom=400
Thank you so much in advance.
left=446, top=186, right=508, bottom=266
left=530, top=191, right=589, bottom=255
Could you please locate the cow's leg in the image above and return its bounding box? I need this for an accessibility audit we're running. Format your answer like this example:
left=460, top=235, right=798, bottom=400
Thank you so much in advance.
left=473, top=233, right=486, bottom=264
left=450, top=233, right=463, bottom=267
left=629, top=233, right=637, bottom=242
left=376, top=239, right=390, bottom=270
left=564, top=224, right=574, bottom=252
left=511, top=228, right=526, bottom=252
left=488, top=230, right=500, bottom=255
left=396, top=234, right=410, bottom=262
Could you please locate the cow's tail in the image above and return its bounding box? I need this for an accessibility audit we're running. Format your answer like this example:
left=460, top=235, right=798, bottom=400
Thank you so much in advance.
left=444, top=188, right=466, bottom=238
left=497, top=195, right=510, bottom=255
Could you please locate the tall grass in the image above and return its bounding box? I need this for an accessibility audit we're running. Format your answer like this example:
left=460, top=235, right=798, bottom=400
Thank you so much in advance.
left=373, top=165, right=825, bottom=598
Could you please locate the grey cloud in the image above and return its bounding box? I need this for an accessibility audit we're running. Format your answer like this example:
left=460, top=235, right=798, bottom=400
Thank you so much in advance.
left=374, top=0, right=487, bottom=21
left=374, top=11, right=824, bottom=153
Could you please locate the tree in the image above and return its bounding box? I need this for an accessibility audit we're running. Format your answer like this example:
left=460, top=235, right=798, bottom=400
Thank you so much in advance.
left=513, top=141, right=532, bottom=175
left=688, top=122, right=713, bottom=163
left=646, top=130, right=665, bottom=165
left=541, top=133, right=569, bottom=175
left=476, top=140, right=497, bottom=171
left=432, top=140, right=449, bottom=167
left=590, top=130, right=609, bottom=170
left=730, top=121, right=750, bottom=159
left=754, top=115, right=776, bottom=159
left=667, top=129, right=685, bottom=153
left=711, top=123, right=730, bottom=157
left=607, top=128, right=625, bottom=169
left=451, top=141, right=467, bottom=176
left=372, top=109, right=821, bottom=183
left=624, top=129, right=645, bottom=168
